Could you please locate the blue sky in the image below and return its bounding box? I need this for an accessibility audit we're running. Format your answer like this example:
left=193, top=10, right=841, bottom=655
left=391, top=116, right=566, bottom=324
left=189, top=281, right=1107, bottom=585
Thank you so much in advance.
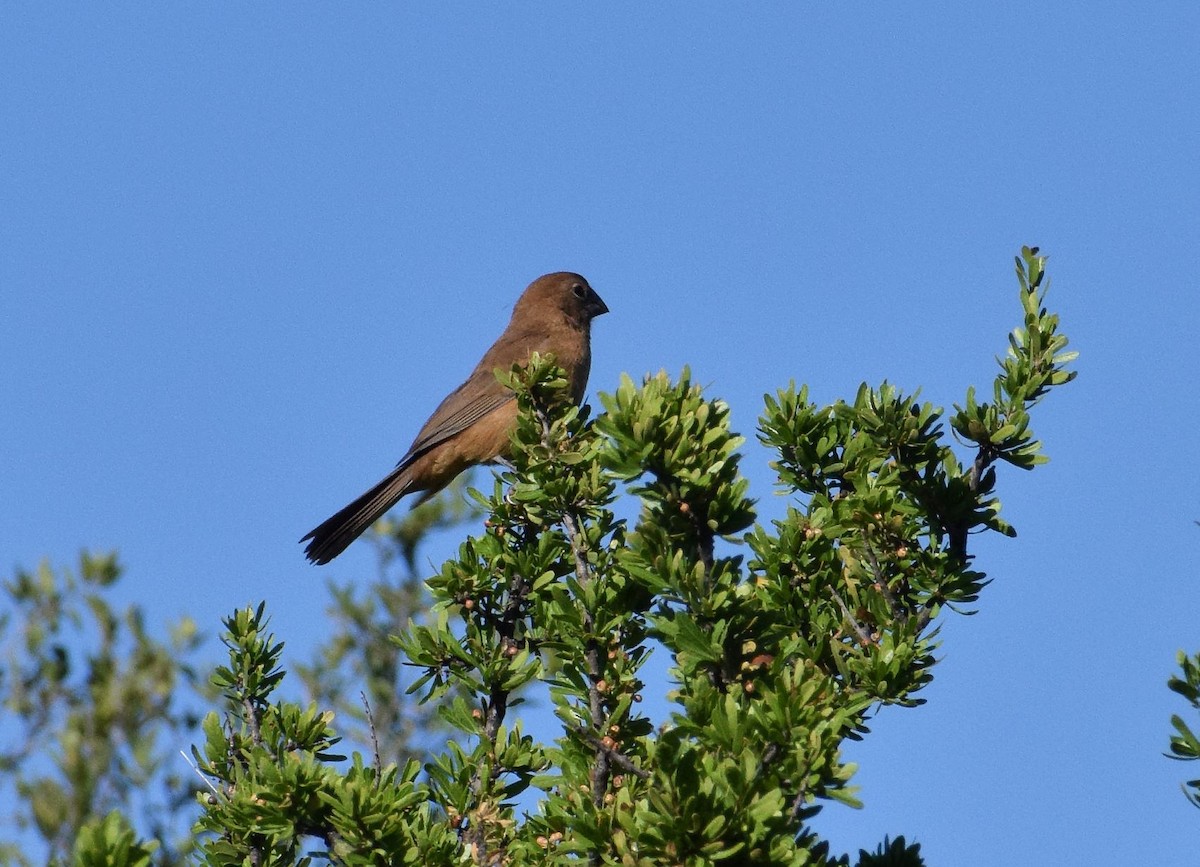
left=3, top=4, right=1199, bottom=864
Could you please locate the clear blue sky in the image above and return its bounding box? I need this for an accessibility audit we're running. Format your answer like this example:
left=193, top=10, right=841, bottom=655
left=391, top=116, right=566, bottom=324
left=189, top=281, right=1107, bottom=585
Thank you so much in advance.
left=3, top=5, right=1199, bottom=864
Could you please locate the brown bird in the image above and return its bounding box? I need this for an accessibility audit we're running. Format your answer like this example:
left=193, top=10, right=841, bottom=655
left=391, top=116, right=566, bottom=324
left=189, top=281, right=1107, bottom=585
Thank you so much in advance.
left=301, top=272, right=608, bottom=565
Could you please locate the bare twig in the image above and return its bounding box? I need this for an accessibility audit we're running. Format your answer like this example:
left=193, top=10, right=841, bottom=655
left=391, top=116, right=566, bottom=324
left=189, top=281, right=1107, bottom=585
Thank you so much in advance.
left=861, top=538, right=906, bottom=624
left=241, top=693, right=262, bottom=747
left=486, top=571, right=530, bottom=741
left=789, top=786, right=810, bottom=822
left=756, top=742, right=782, bottom=779
left=464, top=568, right=532, bottom=865
left=830, top=588, right=872, bottom=646
left=360, top=691, right=382, bottom=781
left=179, top=749, right=222, bottom=800
left=949, top=444, right=997, bottom=561
left=968, top=444, right=997, bottom=494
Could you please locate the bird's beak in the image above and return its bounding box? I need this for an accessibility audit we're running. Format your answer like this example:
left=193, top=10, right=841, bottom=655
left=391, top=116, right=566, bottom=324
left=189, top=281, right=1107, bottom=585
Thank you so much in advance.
left=587, top=288, right=610, bottom=318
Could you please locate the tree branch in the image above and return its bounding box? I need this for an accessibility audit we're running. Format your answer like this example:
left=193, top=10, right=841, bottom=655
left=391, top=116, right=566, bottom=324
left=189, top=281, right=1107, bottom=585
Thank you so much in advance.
left=532, top=401, right=612, bottom=827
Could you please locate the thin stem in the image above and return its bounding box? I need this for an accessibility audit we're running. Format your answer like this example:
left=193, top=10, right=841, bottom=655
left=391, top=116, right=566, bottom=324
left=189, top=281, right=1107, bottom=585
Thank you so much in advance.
left=575, top=727, right=651, bottom=781
left=360, top=691, right=382, bottom=781
left=532, top=401, right=612, bottom=835
left=241, top=693, right=262, bottom=747
left=831, top=588, right=872, bottom=646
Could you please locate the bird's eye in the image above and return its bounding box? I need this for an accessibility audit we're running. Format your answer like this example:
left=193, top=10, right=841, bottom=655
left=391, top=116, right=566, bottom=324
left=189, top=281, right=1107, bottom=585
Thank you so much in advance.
left=571, top=284, right=586, bottom=299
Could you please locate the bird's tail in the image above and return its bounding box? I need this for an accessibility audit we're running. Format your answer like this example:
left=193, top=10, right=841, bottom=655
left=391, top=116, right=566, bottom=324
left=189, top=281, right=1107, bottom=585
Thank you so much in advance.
left=301, top=466, right=413, bottom=565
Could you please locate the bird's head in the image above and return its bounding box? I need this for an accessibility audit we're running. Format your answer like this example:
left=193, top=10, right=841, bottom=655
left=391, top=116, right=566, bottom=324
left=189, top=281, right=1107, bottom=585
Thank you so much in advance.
left=515, top=272, right=609, bottom=326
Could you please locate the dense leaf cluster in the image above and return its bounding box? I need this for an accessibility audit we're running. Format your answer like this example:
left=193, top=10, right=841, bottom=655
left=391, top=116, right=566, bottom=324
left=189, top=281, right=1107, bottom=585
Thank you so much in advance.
left=192, top=605, right=459, bottom=865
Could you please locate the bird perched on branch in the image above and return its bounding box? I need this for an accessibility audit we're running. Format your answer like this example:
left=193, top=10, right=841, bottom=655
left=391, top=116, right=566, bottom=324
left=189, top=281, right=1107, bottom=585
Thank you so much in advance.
left=301, top=272, right=609, bottom=565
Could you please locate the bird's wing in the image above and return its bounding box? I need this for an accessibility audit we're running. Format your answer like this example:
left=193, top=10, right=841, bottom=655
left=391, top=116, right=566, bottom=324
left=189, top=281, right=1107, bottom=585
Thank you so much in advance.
left=396, top=322, right=557, bottom=468
left=397, top=383, right=515, bottom=468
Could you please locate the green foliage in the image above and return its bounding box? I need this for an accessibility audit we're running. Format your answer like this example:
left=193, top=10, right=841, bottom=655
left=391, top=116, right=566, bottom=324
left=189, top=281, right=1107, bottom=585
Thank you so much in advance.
left=0, top=511, right=467, bottom=864
left=192, top=605, right=459, bottom=865
left=951, top=249, right=1076, bottom=471
left=751, top=248, right=1074, bottom=715
left=189, top=247, right=1073, bottom=865
left=1166, top=648, right=1200, bottom=807
left=847, top=835, right=924, bottom=867
left=0, top=553, right=203, bottom=865
left=72, top=812, right=158, bottom=867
